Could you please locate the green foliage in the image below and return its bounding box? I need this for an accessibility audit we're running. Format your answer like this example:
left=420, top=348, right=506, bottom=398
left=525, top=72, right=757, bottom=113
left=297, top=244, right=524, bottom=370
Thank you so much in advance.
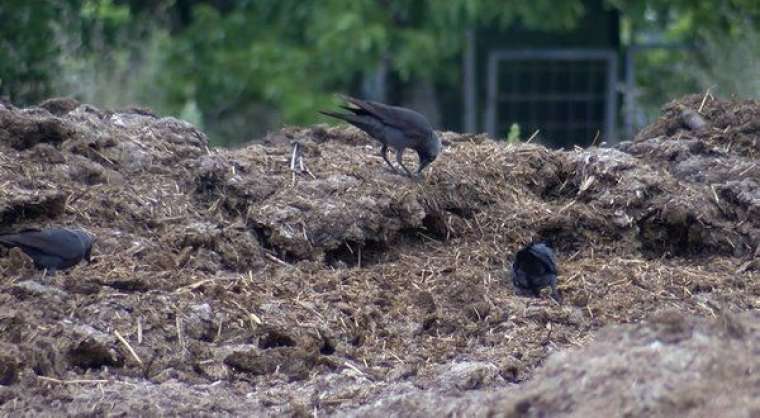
left=611, top=0, right=760, bottom=125
left=688, top=22, right=760, bottom=99
left=629, top=48, right=697, bottom=123
left=5, top=0, right=760, bottom=146
left=81, top=0, right=130, bottom=25
left=608, top=0, right=760, bottom=41
left=0, top=0, right=590, bottom=144
left=164, top=0, right=587, bottom=143
left=506, top=123, right=521, bottom=144
left=0, top=1, right=62, bottom=102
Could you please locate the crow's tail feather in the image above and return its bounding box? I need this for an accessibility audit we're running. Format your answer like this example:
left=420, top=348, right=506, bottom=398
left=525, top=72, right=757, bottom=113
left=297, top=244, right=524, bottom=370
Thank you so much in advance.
left=319, top=110, right=348, bottom=120
left=319, top=110, right=374, bottom=132
left=0, top=236, right=19, bottom=248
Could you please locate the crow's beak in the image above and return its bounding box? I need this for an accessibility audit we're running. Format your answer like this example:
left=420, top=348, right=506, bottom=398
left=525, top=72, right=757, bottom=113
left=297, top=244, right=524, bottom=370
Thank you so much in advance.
left=417, top=155, right=434, bottom=175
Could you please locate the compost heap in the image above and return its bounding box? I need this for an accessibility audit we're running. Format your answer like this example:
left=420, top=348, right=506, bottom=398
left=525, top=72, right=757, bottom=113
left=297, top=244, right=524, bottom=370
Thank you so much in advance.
left=0, top=94, right=758, bottom=417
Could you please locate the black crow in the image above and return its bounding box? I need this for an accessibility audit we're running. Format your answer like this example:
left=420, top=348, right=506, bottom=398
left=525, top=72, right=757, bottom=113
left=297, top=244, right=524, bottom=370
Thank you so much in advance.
left=0, top=227, right=94, bottom=274
left=320, top=95, right=442, bottom=177
left=512, top=241, right=560, bottom=302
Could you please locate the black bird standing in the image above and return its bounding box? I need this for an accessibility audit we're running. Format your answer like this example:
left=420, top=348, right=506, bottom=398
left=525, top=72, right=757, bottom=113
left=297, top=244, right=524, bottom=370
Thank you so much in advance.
left=320, top=95, right=442, bottom=177
left=0, top=227, right=95, bottom=275
left=511, top=241, right=560, bottom=302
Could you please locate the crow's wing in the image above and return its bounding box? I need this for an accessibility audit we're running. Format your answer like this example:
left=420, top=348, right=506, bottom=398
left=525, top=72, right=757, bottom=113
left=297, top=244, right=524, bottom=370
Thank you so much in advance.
left=319, top=109, right=390, bottom=146
left=528, top=243, right=558, bottom=274
left=342, top=96, right=432, bottom=145
left=0, top=229, right=84, bottom=260
left=319, top=110, right=367, bottom=127
left=511, top=264, right=530, bottom=289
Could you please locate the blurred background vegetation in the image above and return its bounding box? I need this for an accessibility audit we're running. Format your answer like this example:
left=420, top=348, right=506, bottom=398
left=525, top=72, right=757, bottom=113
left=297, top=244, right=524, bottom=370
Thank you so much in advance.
left=2, top=0, right=760, bottom=146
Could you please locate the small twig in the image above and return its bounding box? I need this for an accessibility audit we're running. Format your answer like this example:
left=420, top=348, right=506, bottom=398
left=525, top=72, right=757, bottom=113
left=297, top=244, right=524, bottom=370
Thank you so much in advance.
left=249, top=312, right=263, bottom=325
left=176, top=316, right=184, bottom=352
left=296, top=300, right=324, bottom=320
left=591, top=130, right=601, bottom=147
left=711, top=185, right=720, bottom=205
left=265, top=252, right=291, bottom=267
left=288, top=141, right=316, bottom=179
left=125, top=243, right=146, bottom=257
left=290, top=142, right=299, bottom=171
left=89, top=147, right=115, bottom=166
left=557, top=199, right=577, bottom=215
left=526, top=130, right=540, bottom=143
left=66, top=188, right=92, bottom=206
left=343, top=361, right=367, bottom=377
left=698, top=87, right=714, bottom=113
left=175, top=279, right=215, bottom=293
left=737, top=163, right=756, bottom=177
left=114, top=330, right=143, bottom=365
left=38, top=376, right=109, bottom=385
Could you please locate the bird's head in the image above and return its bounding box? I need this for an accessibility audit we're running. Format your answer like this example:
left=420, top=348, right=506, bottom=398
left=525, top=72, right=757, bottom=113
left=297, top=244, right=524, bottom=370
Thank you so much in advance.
left=74, top=229, right=96, bottom=262
left=536, top=239, right=554, bottom=249
left=416, top=132, right=442, bottom=175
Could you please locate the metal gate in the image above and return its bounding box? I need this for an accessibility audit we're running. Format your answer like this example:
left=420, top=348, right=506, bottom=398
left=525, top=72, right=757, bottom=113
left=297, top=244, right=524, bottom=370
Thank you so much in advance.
left=484, top=49, right=618, bottom=146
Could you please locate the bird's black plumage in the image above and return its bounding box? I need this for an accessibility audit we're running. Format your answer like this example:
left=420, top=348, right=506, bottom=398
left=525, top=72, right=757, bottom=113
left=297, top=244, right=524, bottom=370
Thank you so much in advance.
left=0, top=227, right=94, bottom=274
left=320, top=95, right=442, bottom=177
left=511, top=241, right=560, bottom=302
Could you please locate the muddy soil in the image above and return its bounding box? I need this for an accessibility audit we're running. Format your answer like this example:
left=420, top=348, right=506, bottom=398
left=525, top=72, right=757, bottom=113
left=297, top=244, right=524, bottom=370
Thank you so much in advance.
left=0, top=95, right=757, bottom=416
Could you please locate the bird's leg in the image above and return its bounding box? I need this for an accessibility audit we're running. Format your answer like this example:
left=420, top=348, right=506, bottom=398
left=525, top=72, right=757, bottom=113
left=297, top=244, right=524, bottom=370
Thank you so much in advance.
left=380, top=145, right=400, bottom=174
left=39, top=267, right=55, bottom=280
left=416, top=155, right=431, bottom=177
left=395, top=148, right=414, bottom=177
left=550, top=284, right=562, bottom=304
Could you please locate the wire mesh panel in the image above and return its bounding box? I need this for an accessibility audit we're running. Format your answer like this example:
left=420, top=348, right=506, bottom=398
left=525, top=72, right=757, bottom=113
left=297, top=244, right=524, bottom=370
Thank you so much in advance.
left=485, top=49, right=618, bottom=147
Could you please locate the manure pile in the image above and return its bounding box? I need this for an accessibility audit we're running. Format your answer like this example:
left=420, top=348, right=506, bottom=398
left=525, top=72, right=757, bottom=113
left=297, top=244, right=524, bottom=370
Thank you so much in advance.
left=0, top=95, right=758, bottom=416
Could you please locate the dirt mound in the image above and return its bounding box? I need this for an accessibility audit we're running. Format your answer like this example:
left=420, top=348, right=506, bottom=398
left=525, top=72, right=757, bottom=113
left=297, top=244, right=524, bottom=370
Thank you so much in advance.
left=0, top=96, right=757, bottom=416
left=337, top=310, right=760, bottom=418
left=621, top=94, right=760, bottom=257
